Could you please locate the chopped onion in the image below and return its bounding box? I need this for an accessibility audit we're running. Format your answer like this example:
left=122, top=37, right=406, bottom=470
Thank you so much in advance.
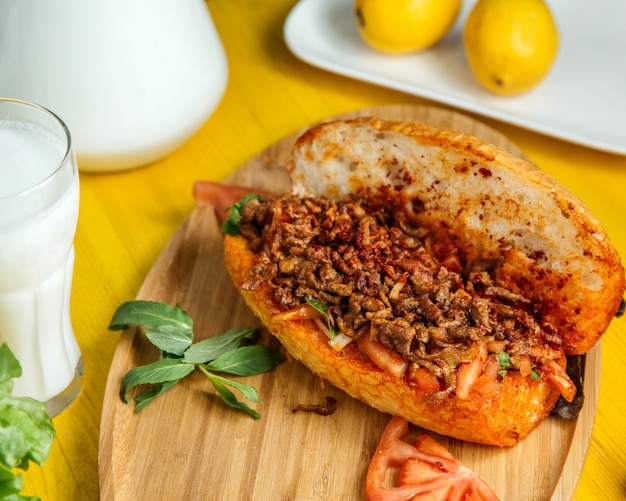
left=388, top=279, right=406, bottom=301
left=313, top=318, right=353, bottom=351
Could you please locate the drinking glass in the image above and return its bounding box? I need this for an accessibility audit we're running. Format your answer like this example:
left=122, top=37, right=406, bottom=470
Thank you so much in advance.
left=0, top=98, right=82, bottom=416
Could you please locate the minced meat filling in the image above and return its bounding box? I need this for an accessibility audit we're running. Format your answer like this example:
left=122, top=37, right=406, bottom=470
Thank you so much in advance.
left=237, top=193, right=563, bottom=390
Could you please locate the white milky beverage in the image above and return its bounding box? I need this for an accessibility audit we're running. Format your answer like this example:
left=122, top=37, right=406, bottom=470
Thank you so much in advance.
left=0, top=102, right=81, bottom=411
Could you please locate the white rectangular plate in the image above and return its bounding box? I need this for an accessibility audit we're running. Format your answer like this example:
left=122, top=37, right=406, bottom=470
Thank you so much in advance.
left=284, top=0, right=626, bottom=155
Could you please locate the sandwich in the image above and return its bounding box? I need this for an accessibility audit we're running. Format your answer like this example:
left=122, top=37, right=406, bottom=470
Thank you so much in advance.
left=196, top=117, right=625, bottom=446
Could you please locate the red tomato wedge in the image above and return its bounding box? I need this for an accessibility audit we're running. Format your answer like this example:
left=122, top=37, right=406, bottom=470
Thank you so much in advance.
left=193, top=181, right=267, bottom=224
left=359, top=336, right=410, bottom=379
left=366, top=416, right=500, bottom=501
left=543, top=359, right=577, bottom=403
left=407, top=365, right=441, bottom=393
left=471, top=374, right=500, bottom=396
left=274, top=304, right=324, bottom=321
left=455, top=343, right=488, bottom=399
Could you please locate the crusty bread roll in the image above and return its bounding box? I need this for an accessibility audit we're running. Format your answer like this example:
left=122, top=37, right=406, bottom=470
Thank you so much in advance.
left=289, top=118, right=624, bottom=354
left=222, top=117, right=625, bottom=446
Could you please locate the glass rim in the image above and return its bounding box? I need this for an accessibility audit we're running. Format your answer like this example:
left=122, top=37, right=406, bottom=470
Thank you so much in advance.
left=0, top=97, right=74, bottom=202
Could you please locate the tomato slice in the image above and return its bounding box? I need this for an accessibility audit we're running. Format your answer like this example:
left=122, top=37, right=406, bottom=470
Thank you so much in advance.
left=193, top=181, right=268, bottom=224
left=366, top=417, right=434, bottom=501
left=543, top=358, right=577, bottom=403
left=511, top=355, right=533, bottom=378
left=274, top=304, right=324, bottom=321
left=359, top=336, right=409, bottom=379
left=455, top=357, right=483, bottom=399
left=481, top=356, right=502, bottom=381
left=366, top=416, right=501, bottom=501
left=471, top=374, right=500, bottom=396
left=407, top=365, right=441, bottom=393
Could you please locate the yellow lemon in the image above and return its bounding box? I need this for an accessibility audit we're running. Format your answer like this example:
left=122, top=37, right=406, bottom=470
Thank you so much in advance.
left=354, top=0, right=462, bottom=54
left=463, top=0, right=559, bottom=95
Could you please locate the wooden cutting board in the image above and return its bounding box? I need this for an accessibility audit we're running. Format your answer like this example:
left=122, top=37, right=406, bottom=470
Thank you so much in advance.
left=98, top=105, right=600, bottom=501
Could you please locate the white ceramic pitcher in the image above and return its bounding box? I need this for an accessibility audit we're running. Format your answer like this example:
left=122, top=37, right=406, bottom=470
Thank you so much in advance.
left=0, top=0, right=228, bottom=171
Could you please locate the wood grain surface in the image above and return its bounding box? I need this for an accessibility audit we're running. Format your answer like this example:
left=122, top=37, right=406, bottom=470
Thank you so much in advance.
left=98, top=105, right=600, bottom=501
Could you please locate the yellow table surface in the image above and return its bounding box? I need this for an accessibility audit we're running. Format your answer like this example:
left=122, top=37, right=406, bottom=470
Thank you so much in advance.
left=21, top=1, right=626, bottom=499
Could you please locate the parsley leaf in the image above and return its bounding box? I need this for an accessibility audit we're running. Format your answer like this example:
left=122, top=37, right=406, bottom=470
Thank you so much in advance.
left=205, top=345, right=285, bottom=376
left=133, top=380, right=180, bottom=413
left=497, top=351, right=542, bottom=381
left=496, top=352, right=513, bottom=369
left=221, top=193, right=261, bottom=236
left=110, top=301, right=193, bottom=356
left=109, top=300, right=193, bottom=333
left=121, top=358, right=195, bottom=402
left=305, top=297, right=338, bottom=342
left=182, top=327, right=256, bottom=364
left=203, top=373, right=262, bottom=419
left=108, top=300, right=284, bottom=419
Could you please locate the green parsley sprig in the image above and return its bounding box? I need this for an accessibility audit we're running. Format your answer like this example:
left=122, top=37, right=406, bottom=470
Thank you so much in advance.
left=497, top=351, right=540, bottom=381
left=221, top=193, right=261, bottom=236
left=0, top=343, right=55, bottom=501
left=305, top=297, right=338, bottom=342
left=108, top=300, right=284, bottom=419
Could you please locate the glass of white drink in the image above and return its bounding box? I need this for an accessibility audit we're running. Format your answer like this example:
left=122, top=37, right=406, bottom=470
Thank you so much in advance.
left=0, top=98, right=82, bottom=416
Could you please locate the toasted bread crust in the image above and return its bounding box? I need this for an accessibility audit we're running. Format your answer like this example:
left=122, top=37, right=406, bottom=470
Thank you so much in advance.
left=222, top=118, right=624, bottom=447
left=225, top=234, right=561, bottom=447
left=290, top=118, right=625, bottom=354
